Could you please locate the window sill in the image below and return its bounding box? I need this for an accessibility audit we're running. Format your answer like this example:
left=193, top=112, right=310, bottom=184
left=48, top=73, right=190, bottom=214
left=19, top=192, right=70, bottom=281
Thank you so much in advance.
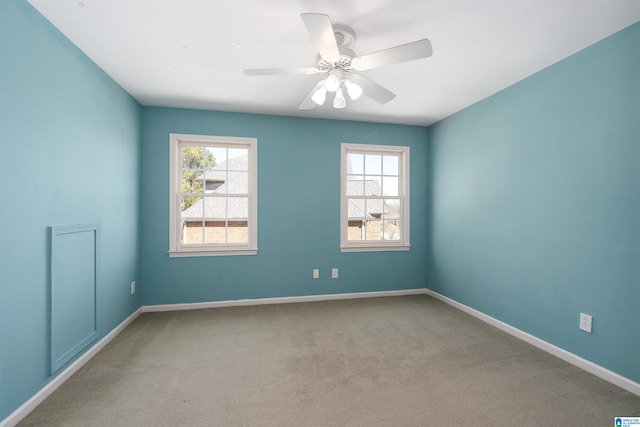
left=340, top=244, right=410, bottom=253
left=168, top=248, right=258, bottom=258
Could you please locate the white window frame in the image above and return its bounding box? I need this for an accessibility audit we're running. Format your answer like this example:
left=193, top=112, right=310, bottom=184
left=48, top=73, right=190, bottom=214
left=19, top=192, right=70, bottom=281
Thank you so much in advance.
left=340, top=143, right=410, bottom=252
left=169, top=133, right=258, bottom=257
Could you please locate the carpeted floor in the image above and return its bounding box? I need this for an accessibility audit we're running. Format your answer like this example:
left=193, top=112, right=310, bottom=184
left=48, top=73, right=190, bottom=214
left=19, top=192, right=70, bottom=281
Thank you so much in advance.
left=18, top=295, right=640, bottom=426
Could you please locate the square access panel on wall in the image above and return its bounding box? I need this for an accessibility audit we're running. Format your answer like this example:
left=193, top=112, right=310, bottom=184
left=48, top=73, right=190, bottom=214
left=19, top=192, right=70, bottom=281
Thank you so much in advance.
left=49, top=224, right=100, bottom=374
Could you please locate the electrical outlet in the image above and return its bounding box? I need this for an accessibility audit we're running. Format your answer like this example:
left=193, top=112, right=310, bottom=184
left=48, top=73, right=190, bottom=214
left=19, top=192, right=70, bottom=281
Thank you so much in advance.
left=313, top=269, right=319, bottom=279
left=579, top=313, right=592, bottom=333
left=332, top=268, right=338, bottom=279
left=130, top=281, right=136, bottom=295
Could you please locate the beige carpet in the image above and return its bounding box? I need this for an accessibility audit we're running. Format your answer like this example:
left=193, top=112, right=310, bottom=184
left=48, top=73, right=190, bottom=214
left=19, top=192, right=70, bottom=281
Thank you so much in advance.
left=18, top=295, right=640, bottom=426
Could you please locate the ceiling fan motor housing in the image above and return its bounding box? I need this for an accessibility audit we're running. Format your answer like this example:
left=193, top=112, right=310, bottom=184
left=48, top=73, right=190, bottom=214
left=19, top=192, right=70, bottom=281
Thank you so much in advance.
left=317, top=47, right=355, bottom=73
left=315, top=24, right=357, bottom=72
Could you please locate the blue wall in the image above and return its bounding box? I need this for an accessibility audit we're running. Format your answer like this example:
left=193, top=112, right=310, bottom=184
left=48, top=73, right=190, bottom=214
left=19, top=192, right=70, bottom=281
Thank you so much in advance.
left=0, top=0, right=142, bottom=420
left=141, top=108, right=429, bottom=305
left=2, top=0, right=638, bottom=421
left=428, top=22, right=640, bottom=383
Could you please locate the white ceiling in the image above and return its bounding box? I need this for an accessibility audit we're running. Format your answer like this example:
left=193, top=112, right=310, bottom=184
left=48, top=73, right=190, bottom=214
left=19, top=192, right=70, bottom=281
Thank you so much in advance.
left=28, top=0, right=640, bottom=126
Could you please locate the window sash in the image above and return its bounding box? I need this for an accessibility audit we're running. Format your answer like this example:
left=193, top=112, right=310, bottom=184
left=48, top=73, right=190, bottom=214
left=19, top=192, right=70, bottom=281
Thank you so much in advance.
left=341, top=143, right=410, bottom=252
left=169, top=134, right=257, bottom=257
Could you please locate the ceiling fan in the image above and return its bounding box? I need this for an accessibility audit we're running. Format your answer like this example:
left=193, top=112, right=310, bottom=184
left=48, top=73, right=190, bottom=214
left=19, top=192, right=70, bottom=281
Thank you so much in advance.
left=244, top=13, right=432, bottom=110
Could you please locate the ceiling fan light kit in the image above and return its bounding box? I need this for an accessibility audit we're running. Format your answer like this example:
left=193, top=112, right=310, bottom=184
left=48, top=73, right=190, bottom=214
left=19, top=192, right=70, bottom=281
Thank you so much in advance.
left=311, top=76, right=362, bottom=108
left=244, top=13, right=432, bottom=111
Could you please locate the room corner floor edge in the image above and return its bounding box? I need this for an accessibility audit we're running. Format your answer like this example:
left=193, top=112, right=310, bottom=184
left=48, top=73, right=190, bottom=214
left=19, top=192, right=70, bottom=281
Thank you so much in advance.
left=424, top=289, right=640, bottom=397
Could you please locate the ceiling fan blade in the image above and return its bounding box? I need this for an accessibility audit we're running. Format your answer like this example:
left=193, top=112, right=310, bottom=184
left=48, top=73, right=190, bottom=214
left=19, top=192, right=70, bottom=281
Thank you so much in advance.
left=352, top=75, right=396, bottom=104
left=301, top=13, right=341, bottom=63
left=351, top=39, right=432, bottom=71
left=299, top=80, right=326, bottom=110
left=244, top=67, right=321, bottom=76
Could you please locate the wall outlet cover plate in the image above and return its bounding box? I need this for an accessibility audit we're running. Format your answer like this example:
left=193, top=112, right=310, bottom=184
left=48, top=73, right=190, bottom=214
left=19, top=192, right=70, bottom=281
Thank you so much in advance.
left=579, top=313, right=592, bottom=333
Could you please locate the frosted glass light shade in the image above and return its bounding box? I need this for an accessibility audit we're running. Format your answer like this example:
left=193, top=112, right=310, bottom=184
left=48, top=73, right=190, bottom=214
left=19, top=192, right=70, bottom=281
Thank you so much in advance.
left=325, top=75, right=341, bottom=92
left=344, top=79, right=362, bottom=100
left=312, top=87, right=327, bottom=105
left=333, top=87, right=346, bottom=109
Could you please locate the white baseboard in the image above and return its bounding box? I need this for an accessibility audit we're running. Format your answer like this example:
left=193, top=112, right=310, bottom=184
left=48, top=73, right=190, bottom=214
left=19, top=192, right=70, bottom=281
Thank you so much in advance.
left=424, top=289, right=640, bottom=397
left=0, top=308, right=143, bottom=427
left=142, top=288, right=429, bottom=312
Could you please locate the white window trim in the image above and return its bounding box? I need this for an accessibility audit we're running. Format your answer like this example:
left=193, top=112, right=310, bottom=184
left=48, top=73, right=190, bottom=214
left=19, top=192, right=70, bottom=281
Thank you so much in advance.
left=169, top=133, right=258, bottom=257
left=340, top=143, right=410, bottom=253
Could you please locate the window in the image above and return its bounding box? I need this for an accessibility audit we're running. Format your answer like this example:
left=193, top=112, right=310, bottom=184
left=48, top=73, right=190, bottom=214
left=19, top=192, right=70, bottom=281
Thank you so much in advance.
left=169, top=134, right=257, bottom=257
left=341, top=143, right=410, bottom=252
